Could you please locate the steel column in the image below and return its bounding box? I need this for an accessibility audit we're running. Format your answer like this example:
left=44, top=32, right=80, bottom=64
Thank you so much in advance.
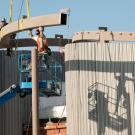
left=32, top=49, right=39, bottom=135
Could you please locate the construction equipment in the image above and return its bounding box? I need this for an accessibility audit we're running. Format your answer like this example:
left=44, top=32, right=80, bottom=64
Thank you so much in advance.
left=0, top=85, right=21, bottom=105
left=0, top=52, right=63, bottom=105
left=18, top=53, right=62, bottom=97
left=0, top=8, right=67, bottom=105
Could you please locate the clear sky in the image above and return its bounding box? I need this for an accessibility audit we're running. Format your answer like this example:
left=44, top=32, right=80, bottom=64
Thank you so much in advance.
left=0, top=0, right=135, bottom=39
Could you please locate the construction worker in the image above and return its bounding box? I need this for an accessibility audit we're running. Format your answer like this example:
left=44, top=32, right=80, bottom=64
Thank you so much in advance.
left=0, top=18, right=8, bottom=30
left=35, top=29, right=51, bottom=69
left=0, top=18, right=15, bottom=40
left=35, top=29, right=51, bottom=55
left=29, top=29, right=51, bottom=69
left=26, top=62, right=32, bottom=82
left=51, top=81, right=55, bottom=91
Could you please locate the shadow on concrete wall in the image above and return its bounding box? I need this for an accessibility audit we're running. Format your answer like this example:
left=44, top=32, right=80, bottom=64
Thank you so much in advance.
left=66, top=59, right=135, bottom=135
left=88, top=83, right=132, bottom=135
left=65, top=60, right=135, bottom=73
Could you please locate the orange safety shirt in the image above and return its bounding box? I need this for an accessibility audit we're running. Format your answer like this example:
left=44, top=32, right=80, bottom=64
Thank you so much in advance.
left=36, top=34, right=48, bottom=53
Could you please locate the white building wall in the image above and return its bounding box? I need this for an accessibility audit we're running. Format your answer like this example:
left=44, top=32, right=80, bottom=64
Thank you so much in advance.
left=65, top=42, right=135, bottom=135
left=39, top=82, right=66, bottom=119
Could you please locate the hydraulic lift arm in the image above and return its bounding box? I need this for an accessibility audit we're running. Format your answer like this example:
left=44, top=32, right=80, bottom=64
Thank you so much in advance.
left=0, top=84, right=20, bottom=105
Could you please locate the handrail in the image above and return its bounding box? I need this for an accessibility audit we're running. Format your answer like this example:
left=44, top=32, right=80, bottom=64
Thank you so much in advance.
left=88, top=82, right=116, bottom=91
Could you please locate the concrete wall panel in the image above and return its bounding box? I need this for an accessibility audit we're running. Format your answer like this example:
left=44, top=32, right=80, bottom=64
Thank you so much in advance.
left=65, top=42, right=135, bottom=135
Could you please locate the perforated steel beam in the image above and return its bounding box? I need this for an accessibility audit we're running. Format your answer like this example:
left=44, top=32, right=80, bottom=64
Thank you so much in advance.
left=72, top=30, right=135, bottom=43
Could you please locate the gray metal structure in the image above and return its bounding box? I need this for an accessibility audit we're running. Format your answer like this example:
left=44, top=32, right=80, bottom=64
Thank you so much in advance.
left=65, top=39, right=135, bottom=135
left=0, top=51, right=31, bottom=135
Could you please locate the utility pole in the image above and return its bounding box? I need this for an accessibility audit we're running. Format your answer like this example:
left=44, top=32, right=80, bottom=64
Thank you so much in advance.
left=32, top=48, right=39, bottom=135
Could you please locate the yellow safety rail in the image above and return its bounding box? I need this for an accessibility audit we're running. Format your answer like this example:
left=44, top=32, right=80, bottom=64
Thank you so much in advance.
left=26, top=0, right=30, bottom=18
left=10, top=0, right=13, bottom=22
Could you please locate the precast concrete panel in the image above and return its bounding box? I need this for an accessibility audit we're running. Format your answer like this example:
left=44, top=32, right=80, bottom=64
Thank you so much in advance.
left=65, top=42, right=135, bottom=135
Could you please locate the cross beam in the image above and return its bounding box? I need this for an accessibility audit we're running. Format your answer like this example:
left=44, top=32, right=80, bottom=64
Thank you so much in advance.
left=0, top=38, right=71, bottom=48
left=72, top=30, right=135, bottom=43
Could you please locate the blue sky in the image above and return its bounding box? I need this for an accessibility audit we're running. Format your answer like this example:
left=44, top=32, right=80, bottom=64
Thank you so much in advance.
left=0, top=0, right=135, bottom=39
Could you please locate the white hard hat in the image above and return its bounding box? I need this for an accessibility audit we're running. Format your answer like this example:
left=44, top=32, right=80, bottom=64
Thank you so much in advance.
left=1, top=18, right=6, bottom=22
